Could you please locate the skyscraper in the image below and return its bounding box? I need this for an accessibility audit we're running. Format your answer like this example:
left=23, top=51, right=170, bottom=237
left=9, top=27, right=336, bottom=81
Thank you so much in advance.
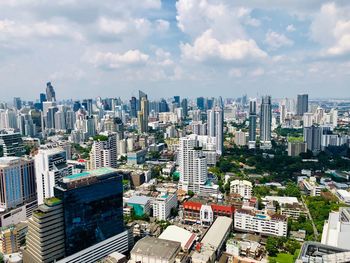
left=138, top=97, right=149, bottom=133
left=178, top=135, right=208, bottom=194
left=297, top=94, right=308, bottom=116
left=54, top=167, right=124, bottom=256
left=249, top=99, right=257, bottom=148
left=13, top=97, right=21, bottom=110
left=46, top=82, right=56, bottom=102
left=130, top=96, right=137, bottom=118
left=304, top=125, right=322, bottom=153
left=206, top=104, right=224, bottom=154
left=181, top=98, right=188, bottom=117
left=90, top=133, right=118, bottom=169
left=173, top=96, right=180, bottom=106
left=35, top=148, right=73, bottom=205
left=0, top=157, right=36, bottom=210
left=260, top=96, right=272, bottom=146
left=196, top=97, right=205, bottom=111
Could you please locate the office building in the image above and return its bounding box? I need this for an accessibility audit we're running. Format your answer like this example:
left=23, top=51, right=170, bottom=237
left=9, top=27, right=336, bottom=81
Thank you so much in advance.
left=206, top=105, right=224, bottom=154
left=90, top=133, right=117, bottom=169
left=0, top=132, right=25, bottom=157
left=181, top=98, right=188, bottom=117
left=24, top=197, right=65, bottom=263
left=35, top=148, right=73, bottom=205
left=260, top=96, right=272, bottom=146
left=230, top=180, right=252, bottom=199
left=297, top=94, right=308, bottom=116
left=0, top=157, right=36, bottom=210
left=46, top=82, right=56, bottom=102
left=138, top=97, right=149, bottom=133
left=173, top=96, right=180, bottom=106
left=126, top=195, right=152, bottom=217
left=54, top=167, right=124, bottom=256
left=13, top=97, right=21, bottom=110
left=248, top=99, right=257, bottom=148
left=234, top=209, right=288, bottom=237
left=129, top=97, right=137, bottom=118
left=0, top=223, right=27, bottom=255
left=321, top=207, right=350, bottom=250
left=304, top=125, right=322, bottom=153
left=152, top=191, right=177, bottom=221
left=197, top=97, right=205, bottom=111
left=288, top=139, right=307, bottom=156
left=234, top=130, right=246, bottom=146
left=178, top=136, right=208, bottom=194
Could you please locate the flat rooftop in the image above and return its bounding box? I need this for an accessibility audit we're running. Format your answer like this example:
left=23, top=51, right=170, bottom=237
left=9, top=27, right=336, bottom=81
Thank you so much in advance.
left=201, top=216, right=233, bottom=250
left=63, top=167, right=118, bottom=183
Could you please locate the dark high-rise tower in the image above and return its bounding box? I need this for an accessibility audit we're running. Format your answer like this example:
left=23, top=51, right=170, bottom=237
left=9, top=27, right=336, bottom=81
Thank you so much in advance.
left=13, top=97, right=22, bottom=110
left=173, top=96, right=180, bottom=106
left=54, top=168, right=124, bottom=256
left=297, top=94, right=308, bottom=116
left=249, top=99, right=257, bottom=143
left=197, top=97, right=205, bottom=111
left=260, top=96, right=272, bottom=143
left=181, top=98, right=188, bottom=117
left=46, top=82, right=56, bottom=102
left=130, top=96, right=137, bottom=118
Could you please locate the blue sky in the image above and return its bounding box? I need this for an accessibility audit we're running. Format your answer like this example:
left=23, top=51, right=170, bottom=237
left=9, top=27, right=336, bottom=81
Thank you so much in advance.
left=1, top=0, right=350, bottom=101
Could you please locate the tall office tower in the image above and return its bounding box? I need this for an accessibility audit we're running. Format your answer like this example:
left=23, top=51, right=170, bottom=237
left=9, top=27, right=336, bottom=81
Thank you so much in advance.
left=35, top=148, right=73, bottom=205
left=65, top=109, right=75, bottom=131
left=24, top=198, right=65, bottom=263
left=206, top=105, right=224, bottom=154
left=0, top=157, right=36, bottom=210
left=207, top=109, right=215, bottom=137
left=84, top=115, right=96, bottom=139
left=173, top=96, right=180, bottom=106
left=138, top=90, right=148, bottom=111
left=297, top=94, right=308, bottom=116
left=181, top=98, right=188, bottom=117
left=54, top=168, right=124, bottom=256
left=0, top=109, right=18, bottom=130
left=304, top=125, right=322, bottom=153
left=159, top=98, right=169, bottom=112
left=90, top=133, right=118, bottom=169
left=13, top=97, right=21, bottom=110
left=196, top=97, right=205, bottom=111
left=178, top=136, right=208, bottom=194
left=0, top=132, right=25, bottom=157
left=248, top=99, right=257, bottom=148
left=260, top=96, right=272, bottom=144
left=54, top=110, right=66, bottom=131
left=130, top=96, right=137, bottom=118
left=138, top=97, right=149, bottom=133
left=73, top=100, right=81, bottom=112
left=46, top=106, right=58, bottom=129
left=39, top=93, right=46, bottom=110
left=82, top=99, right=93, bottom=115
left=46, top=82, right=56, bottom=102
left=17, top=113, right=36, bottom=137
left=330, top=108, right=338, bottom=128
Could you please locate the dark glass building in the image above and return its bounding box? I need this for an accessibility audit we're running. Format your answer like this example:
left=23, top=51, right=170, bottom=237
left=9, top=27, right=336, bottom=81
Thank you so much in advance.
left=54, top=167, right=124, bottom=256
left=197, top=97, right=205, bottom=111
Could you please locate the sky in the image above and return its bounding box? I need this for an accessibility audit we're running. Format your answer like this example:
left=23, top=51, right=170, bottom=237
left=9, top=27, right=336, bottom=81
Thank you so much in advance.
left=1, top=0, right=350, bottom=101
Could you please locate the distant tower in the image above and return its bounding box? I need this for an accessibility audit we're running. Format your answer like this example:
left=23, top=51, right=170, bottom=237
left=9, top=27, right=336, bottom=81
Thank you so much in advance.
left=297, top=94, right=308, bottom=116
left=46, top=82, right=56, bottom=102
left=13, top=97, right=22, bottom=110
left=248, top=99, right=257, bottom=148
left=130, top=96, right=137, bottom=118
left=260, top=96, right=272, bottom=144
left=206, top=99, right=223, bottom=155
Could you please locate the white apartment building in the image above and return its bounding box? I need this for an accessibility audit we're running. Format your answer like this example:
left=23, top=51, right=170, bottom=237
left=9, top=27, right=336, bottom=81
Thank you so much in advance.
left=321, top=207, right=350, bottom=250
left=152, top=192, right=177, bottom=221
left=234, top=209, right=288, bottom=237
left=34, top=148, right=72, bottom=205
left=178, top=136, right=208, bottom=194
left=234, top=130, right=247, bottom=146
left=90, top=132, right=117, bottom=169
left=230, top=180, right=252, bottom=199
left=300, top=177, right=324, bottom=196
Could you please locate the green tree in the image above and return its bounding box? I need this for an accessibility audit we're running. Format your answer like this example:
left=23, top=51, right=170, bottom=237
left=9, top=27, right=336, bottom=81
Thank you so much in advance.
left=266, top=237, right=279, bottom=256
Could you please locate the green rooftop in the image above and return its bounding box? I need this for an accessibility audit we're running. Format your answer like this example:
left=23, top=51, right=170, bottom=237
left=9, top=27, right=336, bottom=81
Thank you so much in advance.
left=64, top=167, right=117, bottom=181
left=288, top=136, right=304, bottom=143
left=44, top=197, right=62, bottom=207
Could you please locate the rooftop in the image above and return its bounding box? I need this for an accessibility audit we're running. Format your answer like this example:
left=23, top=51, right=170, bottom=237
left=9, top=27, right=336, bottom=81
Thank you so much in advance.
left=127, top=195, right=152, bottom=205
left=201, top=216, right=233, bottom=250
left=159, top=225, right=196, bottom=251
left=63, top=167, right=118, bottom=183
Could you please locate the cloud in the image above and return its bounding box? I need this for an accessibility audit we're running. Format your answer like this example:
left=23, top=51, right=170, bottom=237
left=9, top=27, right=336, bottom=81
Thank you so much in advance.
left=286, top=24, right=296, bottom=32
left=310, top=2, right=350, bottom=56
left=88, top=49, right=149, bottom=69
left=180, top=29, right=267, bottom=62
left=264, top=30, right=294, bottom=50
left=155, top=19, right=170, bottom=32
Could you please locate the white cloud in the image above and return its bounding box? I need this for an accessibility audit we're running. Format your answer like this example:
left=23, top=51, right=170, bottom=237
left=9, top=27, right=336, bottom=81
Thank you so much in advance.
left=250, top=67, right=264, bottom=76
left=311, top=3, right=350, bottom=56
left=180, top=29, right=267, bottom=62
left=89, top=49, right=149, bottom=69
left=155, top=19, right=170, bottom=32
left=264, top=30, right=293, bottom=49
left=286, top=24, right=296, bottom=32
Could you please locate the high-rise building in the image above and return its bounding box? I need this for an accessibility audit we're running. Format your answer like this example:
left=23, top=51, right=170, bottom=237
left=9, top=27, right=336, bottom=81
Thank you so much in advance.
left=138, top=97, right=149, bottom=133
left=13, top=97, right=21, bottom=111
left=0, top=157, right=36, bottom=210
left=46, top=106, right=58, bottom=129
left=82, top=99, right=93, bottom=115
left=129, top=96, right=137, bottom=118
left=138, top=90, right=147, bottom=111
left=46, top=82, right=56, bottom=102
left=0, top=132, right=25, bottom=157
left=35, top=148, right=73, bottom=205
left=206, top=104, right=224, bottom=154
left=196, top=97, right=205, bottom=111
left=260, top=96, right=272, bottom=144
left=24, top=198, right=65, bottom=263
left=181, top=98, right=188, bottom=118
left=90, top=133, right=118, bottom=169
left=173, top=96, right=180, bottom=106
left=0, top=109, right=18, bottom=130
left=297, top=94, right=308, bottom=116
left=54, top=167, right=124, bottom=256
left=178, top=136, right=208, bottom=194
left=84, top=115, right=96, bottom=139
left=304, top=125, right=322, bottom=153
left=249, top=99, right=257, bottom=148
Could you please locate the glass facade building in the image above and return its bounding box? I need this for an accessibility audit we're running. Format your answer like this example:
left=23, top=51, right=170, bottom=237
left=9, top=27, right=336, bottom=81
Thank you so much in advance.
left=54, top=167, right=124, bottom=256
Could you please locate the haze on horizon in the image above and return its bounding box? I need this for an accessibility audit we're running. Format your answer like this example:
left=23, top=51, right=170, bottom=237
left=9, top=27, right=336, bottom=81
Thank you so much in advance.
left=1, top=0, right=350, bottom=101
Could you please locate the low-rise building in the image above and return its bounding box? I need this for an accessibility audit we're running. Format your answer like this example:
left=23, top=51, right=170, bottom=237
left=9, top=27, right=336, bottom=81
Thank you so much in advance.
left=234, top=209, right=288, bottom=237
left=230, top=180, right=252, bottom=199
left=127, top=148, right=147, bottom=165
left=300, top=177, right=324, bottom=196
left=335, top=189, right=350, bottom=205
left=159, top=225, right=196, bottom=252
left=126, top=195, right=152, bottom=217
left=152, top=191, right=177, bottom=221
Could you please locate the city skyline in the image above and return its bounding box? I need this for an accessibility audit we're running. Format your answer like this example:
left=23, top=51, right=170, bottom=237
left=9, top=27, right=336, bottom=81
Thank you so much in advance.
left=1, top=0, right=350, bottom=100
